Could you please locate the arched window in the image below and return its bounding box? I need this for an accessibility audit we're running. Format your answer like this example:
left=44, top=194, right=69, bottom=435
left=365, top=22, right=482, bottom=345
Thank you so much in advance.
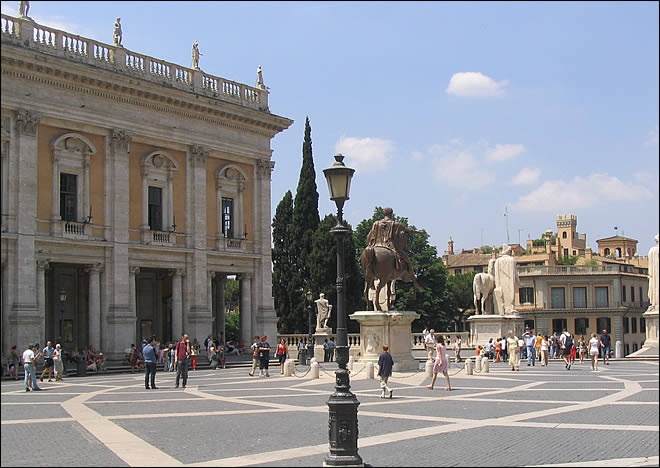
left=615, top=247, right=622, bottom=258
left=140, top=151, right=178, bottom=233
left=216, top=164, right=247, bottom=242
left=604, top=248, right=611, bottom=256
left=562, top=231, right=567, bottom=239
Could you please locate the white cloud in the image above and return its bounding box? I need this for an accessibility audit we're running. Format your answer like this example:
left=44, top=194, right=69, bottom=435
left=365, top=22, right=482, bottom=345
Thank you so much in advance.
left=512, top=168, right=541, bottom=185
left=486, top=143, right=526, bottom=161
left=1, top=3, right=91, bottom=37
left=446, top=72, right=508, bottom=97
left=432, top=150, right=495, bottom=188
left=514, top=173, right=653, bottom=212
left=335, top=136, right=395, bottom=171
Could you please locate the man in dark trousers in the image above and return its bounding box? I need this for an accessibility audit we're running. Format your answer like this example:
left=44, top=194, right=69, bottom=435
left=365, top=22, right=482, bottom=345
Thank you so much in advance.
left=174, top=333, right=190, bottom=388
left=143, top=336, right=158, bottom=390
left=377, top=344, right=394, bottom=399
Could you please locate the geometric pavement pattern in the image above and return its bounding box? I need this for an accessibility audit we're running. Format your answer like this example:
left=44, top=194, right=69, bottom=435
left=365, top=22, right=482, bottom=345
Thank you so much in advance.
left=1, top=360, right=658, bottom=467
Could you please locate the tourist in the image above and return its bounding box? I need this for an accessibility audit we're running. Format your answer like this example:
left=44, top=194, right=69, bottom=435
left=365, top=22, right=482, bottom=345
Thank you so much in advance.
left=506, top=330, right=520, bottom=371
left=9, top=345, right=20, bottom=380
left=541, top=335, right=549, bottom=366
left=377, top=344, right=394, bottom=398
left=495, top=339, right=502, bottom=362
left=248, top=336, right=260, bottom=377
left=500, top=336, right=508, bottom=362
left=560, top=328, right=573, bottom=370
left=40, top=341, right=55, bottom=382
left=524, top=330, right=537, bottom=367
left=327, top=337, right=336, bottom=362
left=600, top=329, right=611, bottom=365
left=453, top=335, right=462, bottom=363
left=485, top=339, right=495, bottom=360
left=129, top=344, right=139, bottom=372
left=174, top=334, right=190, bottom=388
left=143, top=336, right=158, bottom=390
left=569, top=334, right=577, bottom=365
left=552, top=333, right=560, bottom=359
left=323, top=339, right=329, bottom=362
left=190, top=340, right=199, bottom=371
left=424, top=329, right=436, bottom=361
left=204, top=335, right=212, bottom=353
left=276, top=338, right=288, bottom=375
left=535, top=332, right=543, bottom=362
left=53, top=344, right=64, bottom=381
left=589, top=333, right=600, bottom=371
left=578, top=335, right=587, bottom=362
left=208, top=340, right=217, bottom=367
left=258, top=335, right=271, bottom=378
left=218, top=342, right=226, bottom=369
left=475, top=345, right=482, bottom=358
left=427, top=336, right=451, bottom=391
left=22, top=344, right=41, bottom=392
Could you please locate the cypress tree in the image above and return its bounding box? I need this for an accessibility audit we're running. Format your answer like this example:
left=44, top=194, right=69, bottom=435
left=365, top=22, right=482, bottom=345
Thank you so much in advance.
left=272, top=191, right=300, bottom=332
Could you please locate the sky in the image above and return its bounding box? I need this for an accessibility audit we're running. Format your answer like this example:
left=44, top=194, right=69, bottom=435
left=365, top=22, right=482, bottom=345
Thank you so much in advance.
left=4, top=1, right=658, bottom=253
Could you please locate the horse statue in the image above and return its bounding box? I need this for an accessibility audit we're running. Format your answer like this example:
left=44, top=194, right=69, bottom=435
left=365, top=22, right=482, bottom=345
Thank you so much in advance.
left=473, top=258, right=496, bottom=314
left=359, top=208, right=423, bottom=311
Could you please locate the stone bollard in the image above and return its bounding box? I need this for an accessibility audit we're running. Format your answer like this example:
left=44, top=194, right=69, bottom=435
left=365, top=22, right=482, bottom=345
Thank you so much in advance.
left=465, top=357, right=473, bottom=375
left=283, top=359, right=293, bottom=377
left=482, top=356, right=489, bottom=373
left=615, top=340, right=624, bottom=359
left=310, top=361, right=319, bottom=379
left=348, top=355, right=355, bottom=371
left=366, top=362, right=375, bottom=379
left=475, top=355, right=482, bottom=372
left=425, top=359, right=434, bottom=379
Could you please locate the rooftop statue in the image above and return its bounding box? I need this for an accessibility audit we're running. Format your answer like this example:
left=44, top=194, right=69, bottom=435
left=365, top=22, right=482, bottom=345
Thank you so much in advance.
left=113, top=17, right=122, bottom=47
left=19, top=1, right=30, bottom=18
left=648, top=234, right=659, bottom=311
left=256, top=65, right=266, bottom=89
left=192, top=40, right=203, bottom=70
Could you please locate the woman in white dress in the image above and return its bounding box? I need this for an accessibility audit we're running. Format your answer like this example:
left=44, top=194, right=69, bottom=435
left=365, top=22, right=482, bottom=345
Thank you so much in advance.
left=588, top=333, right=600, bottom=371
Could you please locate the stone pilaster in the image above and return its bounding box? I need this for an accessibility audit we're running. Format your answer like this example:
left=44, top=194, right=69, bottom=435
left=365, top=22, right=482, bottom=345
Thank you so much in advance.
left=36, top=260, right=49, bottom=348
left=171, top=269, right=185, bottom=340
left=239, top=273, right=253, bottom=346
left=87, top=263, right=103, bottom=348
left=216, top=274, right=226, bottom=342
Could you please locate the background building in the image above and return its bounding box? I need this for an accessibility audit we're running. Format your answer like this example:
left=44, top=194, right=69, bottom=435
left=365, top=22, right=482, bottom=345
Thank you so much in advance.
left=1, top=14, right=292, bottom=360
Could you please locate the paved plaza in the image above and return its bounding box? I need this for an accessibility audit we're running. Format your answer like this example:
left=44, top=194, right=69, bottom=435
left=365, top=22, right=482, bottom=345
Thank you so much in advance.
left=1, top=360, right=658, bottom=467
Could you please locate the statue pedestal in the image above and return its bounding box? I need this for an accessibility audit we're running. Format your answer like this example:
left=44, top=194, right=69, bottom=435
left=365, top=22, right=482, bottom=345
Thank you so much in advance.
left=468, top=314, right=524, bottom=347
left=349, top=311, right=420, bottom=371
left=643, top=306, right=659, bottom=349
left=313, top=328, right=333, bottom=362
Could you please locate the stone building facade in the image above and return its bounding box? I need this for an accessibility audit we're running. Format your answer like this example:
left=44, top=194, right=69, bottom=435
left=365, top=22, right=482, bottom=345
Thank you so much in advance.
left=0, top=15, right=292, bottom=360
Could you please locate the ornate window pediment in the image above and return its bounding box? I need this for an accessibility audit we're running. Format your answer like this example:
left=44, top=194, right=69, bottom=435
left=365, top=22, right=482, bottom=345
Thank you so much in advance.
left=215, top=164, right=247, bottom=243
left=140, top=151, right=178, bottom=240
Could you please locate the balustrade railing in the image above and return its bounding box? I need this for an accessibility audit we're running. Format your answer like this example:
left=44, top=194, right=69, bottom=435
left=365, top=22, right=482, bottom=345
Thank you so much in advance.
left=63, top=221, right=86, bottom=238
left=1, top=13, right=268, bottom=111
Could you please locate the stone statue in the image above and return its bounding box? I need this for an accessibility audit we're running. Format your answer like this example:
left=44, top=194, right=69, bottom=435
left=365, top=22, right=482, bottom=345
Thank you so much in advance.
left=256, top=65, right=265, bottom=89
left=473, top=258, right=496, bottom=315
left=648, top=234, right=659, bottom=311
left=19, top=1, right=30, bottom=18
left=493, top=245, right=520, bottom=315
left=315, top=293, right=333, bottom=330
left=360, top=207, right=423, bottom=311
left=368, top=279, right=396, bottom=311
left=113, top=17, right=122, bottom=47
left=192, top=40, right=203, bottom=70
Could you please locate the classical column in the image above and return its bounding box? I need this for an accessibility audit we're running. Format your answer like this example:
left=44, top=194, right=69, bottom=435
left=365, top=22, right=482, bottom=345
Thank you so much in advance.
left=51, top=155, right=60, bottom=222
left=172, top=269, right=184, bottom=339
left=37, top=260, right=49, bottom=347
left=208, top=271, right=215, bottom=335
left=129, top=266, right=140, bottom=345
left=216, top=274, right=226, bottom=343
left=83, top=156, right=90, bottom=221
left=88, top=263, right=103, bottom=348
left=240, top=273, right=252, bottom=346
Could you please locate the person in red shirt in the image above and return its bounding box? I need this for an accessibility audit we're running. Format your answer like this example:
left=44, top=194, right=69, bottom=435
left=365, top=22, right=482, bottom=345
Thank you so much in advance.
left=276, top=338, right=288, bottom=375
left=174, top=333, right=190, bottom=388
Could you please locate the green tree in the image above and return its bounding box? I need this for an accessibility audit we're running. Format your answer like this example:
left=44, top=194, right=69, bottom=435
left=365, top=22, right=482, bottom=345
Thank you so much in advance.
left=480, top=245, right=495, bottom=254
left=354, top=207, right=451, bottom=331
left=446, top=272, right=477, bottom=330
left=224, top=277, right=239, bottom=312
left=225, top=311, right=240, bottom=344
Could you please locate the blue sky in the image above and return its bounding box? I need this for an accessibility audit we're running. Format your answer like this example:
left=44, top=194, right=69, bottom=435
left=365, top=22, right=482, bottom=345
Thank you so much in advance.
left=4, top=1, right=658, bottom=253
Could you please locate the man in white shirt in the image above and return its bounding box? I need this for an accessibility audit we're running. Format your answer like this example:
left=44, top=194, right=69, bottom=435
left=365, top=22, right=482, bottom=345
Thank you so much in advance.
left=22, top=344, right=41, bottom=392
left=560, top=328, right=573, bottom=370
left=424, top=329, right=437, bottom=361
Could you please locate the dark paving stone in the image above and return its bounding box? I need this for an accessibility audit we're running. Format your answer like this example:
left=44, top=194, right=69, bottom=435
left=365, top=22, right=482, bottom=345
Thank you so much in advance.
left=523, top=403, right=660, bottom=426
left=1, top=404, right=71, bottom=420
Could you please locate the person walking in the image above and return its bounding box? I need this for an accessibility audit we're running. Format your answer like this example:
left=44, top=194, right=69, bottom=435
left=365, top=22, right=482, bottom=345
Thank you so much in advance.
left=453, top=336, right=462, bottom=363
left=524, top=330, right=537, bottom=367
left=218, top=342, right=226, bottom=369
left=569, top=334, right=577, bottom=365
left=248, top=336, right=260, bottom=376
left=589, top=333, right=600, bottom=371
left=174, top=334, right=190, bottom=388
left=9, top=345, right=20, bottom=380
left=377, top=344, right=394, bottom=399
left=500, top=336, right=508, bottom=362
left=506, top=331, right=520, bottom=371
left=276, top=338, right=288, bottom=375
left=327, top=337, right=336, bottom=362
left=143, top=336, right=158, bottom=390
left=190, top=342, right=198, bottom=371
left=541, top=335, right=549, bottom=366
left=258, top=336, right=271, bottom=378
left=600, top=329, right=611, bottom=365
left=535, top=332, right=543, bottom=362
left=578, top=335, right=587, bottom=363
left=495, top=339, right=502, bottom=362
left=53, top=344, right=64, bottom=381
left=424, top=329, right=437, bottom=361
left=427, top=336, right=451, bottom=391
left=323, top=339, right=329, bottom=362
left=22, top=344, right=41, bottom=392
left=560, top=328, right=573, bottom=370
left=40, top=341, right=55, bottom=382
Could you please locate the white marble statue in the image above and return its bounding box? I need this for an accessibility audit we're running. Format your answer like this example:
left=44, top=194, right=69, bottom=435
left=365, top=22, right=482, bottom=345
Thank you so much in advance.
left=192, top=40, right=202, bottom=70
left=19, top=1, right=30, bottom=18
left=113, top=17, right=123, bottom=47
left=648, top=234, right=659, bottom=311
left=473, top=258, right=496, bottom=315
left=256, top=65, right=265, bottom=89
left=368, top=279, right=395, bottom=311
left=315, top=293, right=333, bottom=330
left=493, top=245, right=520, bottom=315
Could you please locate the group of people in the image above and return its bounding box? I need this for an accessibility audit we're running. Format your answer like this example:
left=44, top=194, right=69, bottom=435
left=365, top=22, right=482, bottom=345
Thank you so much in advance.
left=323, top=338, right=336, bottom=362
left=422, top=329, right=463, bottom=364
left=140, top=333, right=196, bottom=390
left=248, top=335, right=277, bottom=377
left=476, top=328, right=613, bottom=372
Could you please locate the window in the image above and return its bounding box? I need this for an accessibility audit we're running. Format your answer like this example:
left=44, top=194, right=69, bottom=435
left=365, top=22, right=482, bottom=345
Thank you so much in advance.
left=474, top=265, right=483, bottom=273
left=519, top=287, right=534, bottom=304
left=573, top=287, right=587, bottom=308
left=575, top=318, right=589, bottom=335
left=622, top=286, right=627, bottom=302
left=148, top=186, right=163, bottom=231
left=625, top=344, right=629, bottom=355
left=551, top=287, right=566, bottom=309
left=623, top=317, right=629, bottom=334
left=59, top=173, right=78, bottom=221
left=633, top=343, right=638, bottom=352
left=524, top=320, right=535, bottom=331
left=552, top=318, right=567, bottom=334
left=562, top=231, right=567, bottom=239
left=597, top=317, right=611, bottom=334
left=222, top=197, right=234, bottom=238
left=641, top=317, right=646, bottom=333
left=631, top=317, right=637, bottom=334
left=604, top=248, right=611, bottom=256
left=572, top=250, right=577, bottom=256
left=595, top=287, right=609, bottom=308
left=563, top=248, right=569, bottom=257
left=639, top=287, right=643, bottom=304
left=631, top=286, right=635, bottom=302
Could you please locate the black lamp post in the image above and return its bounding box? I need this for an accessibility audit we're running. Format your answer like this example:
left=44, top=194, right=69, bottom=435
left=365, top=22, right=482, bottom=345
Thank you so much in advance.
left=58, top=288, right=67, bottom=343
left=306, top=289, right=314, bottom=350
left=322, top=153, right=362, bottom=467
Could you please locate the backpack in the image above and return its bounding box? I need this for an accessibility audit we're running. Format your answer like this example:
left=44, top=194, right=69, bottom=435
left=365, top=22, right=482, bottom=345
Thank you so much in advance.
left=564, top=334, right=573, bottom=349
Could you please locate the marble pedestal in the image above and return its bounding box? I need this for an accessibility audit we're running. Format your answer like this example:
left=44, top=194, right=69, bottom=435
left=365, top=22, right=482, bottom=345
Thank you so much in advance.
left=349, top=311, right=420, bottom=371
left=642, top=306, right=659, bottom=349
left=313, top=327, right=333, bottom=362
left=468, top=313, right=524, bottom=347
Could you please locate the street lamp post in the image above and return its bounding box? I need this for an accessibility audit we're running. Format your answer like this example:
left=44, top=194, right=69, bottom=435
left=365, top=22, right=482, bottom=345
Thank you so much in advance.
left=306, top=289, right=314, bottom=353
left=58, top=289, right=67, bottom=344
left=322, top=154, right=362, bottom=467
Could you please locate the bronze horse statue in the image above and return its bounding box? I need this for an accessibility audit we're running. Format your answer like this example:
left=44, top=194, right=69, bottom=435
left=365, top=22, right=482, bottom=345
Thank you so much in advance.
left=360, top=246, right=420, bottom=311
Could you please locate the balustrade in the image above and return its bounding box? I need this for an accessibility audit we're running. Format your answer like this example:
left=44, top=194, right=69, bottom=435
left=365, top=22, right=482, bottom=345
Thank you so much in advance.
left=175, top=67, right=190, bottom=84
left=203, top=74, right=218, bottom=92
left=1, top=15, right=16, bottom=37
left=63, top=221, right=86, bottom=239
left=149, top=59, right=171, bottom=79
left=222, top=80, right=241, bottom=97
left=125, top=52, right=145, bottom=72
left=33, top=25, right=57, bottom=48
left=93, top=42, right=110, bottom=62
left=62, top=33, right=87, bottom=56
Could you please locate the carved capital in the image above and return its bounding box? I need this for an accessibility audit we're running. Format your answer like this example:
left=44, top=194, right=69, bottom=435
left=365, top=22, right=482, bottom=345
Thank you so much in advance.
left=208, top=271, right=216, bottom=279
left=15, top=110, right=40, bottom=136
left=239, top=272, right=253, bottom=281
left=129, top=266, right=140, bottom=275
left=256, top=159, right=275, bottom=179
left=86, top=263, right=104, bottom=274
left=189, top=145, right=209, bottom=167
left=111, top=128, right=132, bottom=153
left=172, top=268, right=186, bottom=277
left=36, top=260, right=50, bottom=271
